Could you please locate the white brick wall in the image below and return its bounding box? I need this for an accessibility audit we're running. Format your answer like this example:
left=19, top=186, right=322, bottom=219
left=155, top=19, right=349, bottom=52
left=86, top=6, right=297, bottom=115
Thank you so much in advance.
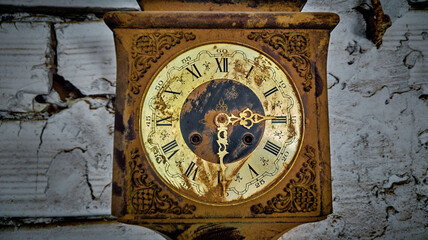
left=0, top=0, right=427, bottom=239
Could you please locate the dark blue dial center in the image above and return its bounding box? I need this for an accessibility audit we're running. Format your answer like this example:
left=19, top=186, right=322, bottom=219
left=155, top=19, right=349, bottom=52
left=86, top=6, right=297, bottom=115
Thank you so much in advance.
left=180, top=79, right=265, bottom=164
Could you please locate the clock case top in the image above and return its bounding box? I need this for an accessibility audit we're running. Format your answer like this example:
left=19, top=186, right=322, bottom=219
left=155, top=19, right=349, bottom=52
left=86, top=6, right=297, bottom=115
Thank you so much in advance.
left=104, top=10, right=338, bottom=234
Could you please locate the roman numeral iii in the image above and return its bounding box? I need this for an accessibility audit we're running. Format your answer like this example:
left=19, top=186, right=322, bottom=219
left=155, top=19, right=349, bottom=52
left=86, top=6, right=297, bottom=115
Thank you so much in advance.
left=272, top=116, right=287, bottom=124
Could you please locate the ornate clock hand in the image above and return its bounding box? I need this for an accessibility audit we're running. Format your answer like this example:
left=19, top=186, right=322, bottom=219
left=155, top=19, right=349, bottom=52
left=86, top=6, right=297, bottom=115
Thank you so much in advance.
left=229, top=108, right=276, bottom=129
left=215, top=113, right=230, bottom=197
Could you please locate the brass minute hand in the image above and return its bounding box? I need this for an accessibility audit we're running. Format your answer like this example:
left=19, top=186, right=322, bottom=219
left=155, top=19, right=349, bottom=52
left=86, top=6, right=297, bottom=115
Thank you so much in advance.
left=228, top=108, right=276, bottom=129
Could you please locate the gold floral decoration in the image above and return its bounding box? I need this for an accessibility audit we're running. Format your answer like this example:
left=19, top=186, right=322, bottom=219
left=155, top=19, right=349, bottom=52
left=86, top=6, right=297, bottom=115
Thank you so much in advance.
left=128, top=148, right=196, bottom=215
left=250, top=145, right=317, bottom=214
left=248, top=32, right=313, bottom=92
left=129, top=32, right=196, bottom=94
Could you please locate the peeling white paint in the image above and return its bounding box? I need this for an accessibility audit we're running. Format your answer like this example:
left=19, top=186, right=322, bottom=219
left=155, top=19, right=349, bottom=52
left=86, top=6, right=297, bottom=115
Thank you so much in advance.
left=383, top=174, right=411, bottom=189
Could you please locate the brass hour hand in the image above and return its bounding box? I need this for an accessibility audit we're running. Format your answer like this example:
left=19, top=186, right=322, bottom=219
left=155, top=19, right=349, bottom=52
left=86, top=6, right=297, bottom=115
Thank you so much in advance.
left=215, top=113, right=229, bottom=197
left=230, top=108, right=275, bottom=129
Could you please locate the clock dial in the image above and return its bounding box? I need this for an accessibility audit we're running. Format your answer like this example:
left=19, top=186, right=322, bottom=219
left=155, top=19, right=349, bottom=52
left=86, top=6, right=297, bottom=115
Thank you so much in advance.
left=140, top=43, right=304, bottom=205
left=180, top=79, right=265, bottom=164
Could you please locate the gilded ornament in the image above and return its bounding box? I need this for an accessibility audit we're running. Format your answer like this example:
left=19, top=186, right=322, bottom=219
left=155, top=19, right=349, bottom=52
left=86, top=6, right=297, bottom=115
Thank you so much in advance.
left=248, top=32, right=313, bottom=91
left=128, top=148, right=196, bottom=215
left=250, top=145, right=317, bottom=214
left=129, top=32, right=196, bottom=94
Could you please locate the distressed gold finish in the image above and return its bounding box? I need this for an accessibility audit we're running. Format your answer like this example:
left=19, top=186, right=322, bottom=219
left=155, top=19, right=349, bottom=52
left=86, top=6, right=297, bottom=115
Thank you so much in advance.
left=140, top=43, right=304, bottom=205
left=250, top=145, right=317, bottom=214
left=130, top=32, right=196, bottom=94
left=105, top=9, right=338, bottom=240
left=128, top=148, right=196, bottom=215
left=215, top=113, right=229, bottom=197
left=248, top=32, right=313, bottom=91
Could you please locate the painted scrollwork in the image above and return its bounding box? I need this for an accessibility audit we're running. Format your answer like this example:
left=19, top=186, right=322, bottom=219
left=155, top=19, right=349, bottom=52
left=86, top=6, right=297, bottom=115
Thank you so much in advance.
left=129, top=32, right=196, bottom=94
left=250, top=145, right=317, bottom=214
left=248, top=32, right=313, bottom=92
left=128, top=148, right=196, bottom=215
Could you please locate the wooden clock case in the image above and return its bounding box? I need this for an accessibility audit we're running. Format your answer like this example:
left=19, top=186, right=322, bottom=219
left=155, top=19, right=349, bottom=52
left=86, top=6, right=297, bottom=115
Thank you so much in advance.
left=104, top=2, right=339, bottom=239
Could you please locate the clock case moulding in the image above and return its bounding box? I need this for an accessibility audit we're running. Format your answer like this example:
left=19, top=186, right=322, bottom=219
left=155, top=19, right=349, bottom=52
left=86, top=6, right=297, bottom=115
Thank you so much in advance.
left=104, top=3, right=339, bottom=239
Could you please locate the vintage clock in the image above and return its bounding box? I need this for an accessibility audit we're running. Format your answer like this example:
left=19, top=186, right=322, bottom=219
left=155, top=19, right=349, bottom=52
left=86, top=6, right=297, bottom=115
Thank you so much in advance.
left=104, top=1, right=338, bottom=239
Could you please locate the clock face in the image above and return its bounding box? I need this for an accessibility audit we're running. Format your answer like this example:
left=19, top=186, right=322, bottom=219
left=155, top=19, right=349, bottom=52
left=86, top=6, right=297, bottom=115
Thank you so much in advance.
left=140, top=43, right=304, bottom=205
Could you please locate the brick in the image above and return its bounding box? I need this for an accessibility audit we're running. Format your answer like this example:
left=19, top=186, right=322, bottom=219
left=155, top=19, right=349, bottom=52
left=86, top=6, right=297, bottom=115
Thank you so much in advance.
left=0, top=22, right=52, bottom=112
left=55, top=21, right=116, bottom=95
left=0, top=120, right=48, bottom=216
left=0, top=99, right=114, bottom=217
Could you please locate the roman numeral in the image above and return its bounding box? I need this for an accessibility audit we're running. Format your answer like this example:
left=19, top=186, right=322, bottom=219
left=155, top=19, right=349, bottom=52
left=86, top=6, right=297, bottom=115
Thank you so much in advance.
left=245, top=65, right=254, bottom=78
left=264, top=141, right=281, bottom=156
left=248, top=164, right=259, bottom=179
left=186, top=64, right=202, bottom=79
left=264, top=87, right=278, bottom=97
left=156, top=116, right=172, bottom=126
left=161, top=140, right=179, bottom=160
left=272, top=116, right=287, bottom=124
left=185, top=161, right=198, bottom=180
left=215, top=58, right=228, bottom=72
left=165, top=90, right=181, bottom=95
